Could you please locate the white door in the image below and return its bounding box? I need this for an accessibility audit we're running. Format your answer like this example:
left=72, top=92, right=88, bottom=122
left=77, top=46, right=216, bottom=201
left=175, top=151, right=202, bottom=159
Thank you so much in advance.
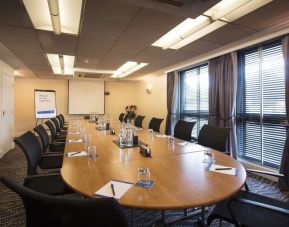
left=1, top=73, right=14, bottom=155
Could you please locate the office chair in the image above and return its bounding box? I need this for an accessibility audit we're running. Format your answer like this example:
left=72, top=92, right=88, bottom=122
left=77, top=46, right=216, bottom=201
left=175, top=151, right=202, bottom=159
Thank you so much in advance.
left=51, top=117, right=67, bottom=133
left=134, top=115, right=145, bottom=128
left=34, top=124, right=65, bottom=153
left=148, top=117, right=164, bottom=133
left=45, top=120, right=66, bottom=141
left=119, top=113, right=125, bottom=122
left=198, top=124, right=230, bottom=154
left=1, top=176, right=129, bottom=227
left=59, top=114, right=68, bottom=124
left=56, top=115, right=68, bottom=130
left=174, top=120, right=196, bottom=141
left=14, top=131, right=63, bottom=176
left=207, top=132, right=289, bottom=227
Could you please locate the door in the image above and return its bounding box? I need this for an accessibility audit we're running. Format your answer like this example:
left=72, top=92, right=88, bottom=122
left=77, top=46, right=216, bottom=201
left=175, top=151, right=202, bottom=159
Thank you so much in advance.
left=1, top=73, right=14, bottom=155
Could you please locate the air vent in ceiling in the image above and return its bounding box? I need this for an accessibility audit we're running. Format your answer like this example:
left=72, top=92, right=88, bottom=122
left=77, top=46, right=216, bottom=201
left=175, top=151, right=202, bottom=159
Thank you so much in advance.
left=74, top=72, right=111, bottom=79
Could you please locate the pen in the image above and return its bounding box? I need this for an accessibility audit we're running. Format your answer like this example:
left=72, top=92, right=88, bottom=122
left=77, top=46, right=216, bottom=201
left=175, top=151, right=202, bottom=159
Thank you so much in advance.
left=215, top=168, right=232, bottom=170
left=70, top=151, right=82, bottom=156
left=111, top=183, right=115, bottom=196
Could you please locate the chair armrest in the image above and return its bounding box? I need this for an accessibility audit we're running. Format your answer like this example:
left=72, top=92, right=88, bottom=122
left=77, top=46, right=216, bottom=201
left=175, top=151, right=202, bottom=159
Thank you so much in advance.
left=26, top=172, right=61, bottom=178
left=49, top=141, right=65, bottom=145
left=39, top=154, right=63, bottom=169
left=246, top=169, right=284, bottom=178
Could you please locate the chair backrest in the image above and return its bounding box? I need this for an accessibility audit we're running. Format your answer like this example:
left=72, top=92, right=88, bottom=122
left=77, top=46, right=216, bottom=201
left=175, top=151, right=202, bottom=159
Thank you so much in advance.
left=198, top=124, right=230, bottom=152
left=34, top=124, right=49, bottom=153
left=135, top=115, right=145, bottom=128
left=56, top=115, right=64, bottom=127
left=149, top=117, right=164, bottom=133
left=119, top=113, right=125, bottom=122
left=174, top=120, right=196, bottom=141
left=45, top=120, right=57, bottom=139
left=14, top=131, right=42, bottom=175
left=59, top=114, right=66, bottom=123
left=0, top=176, right=129, bottom=227
left=51, top=117, right=61, bottom=132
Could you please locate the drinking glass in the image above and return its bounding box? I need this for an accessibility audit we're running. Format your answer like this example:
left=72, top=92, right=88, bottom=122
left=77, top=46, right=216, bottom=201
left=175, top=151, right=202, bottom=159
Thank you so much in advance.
left=148, top=129, right=153, bottom=134
left=167, top=135, right=175, bottom=144
left=83, top=134, right=91, bottom=149
left=203, top=148, right=214, bottom=163
left=87, top=145, right=97, bottom=158
left=137, top=167, right=151, bottom=187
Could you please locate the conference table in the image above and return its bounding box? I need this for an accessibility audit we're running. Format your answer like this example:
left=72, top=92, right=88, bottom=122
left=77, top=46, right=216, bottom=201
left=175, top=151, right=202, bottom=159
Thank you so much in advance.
left=61, top=120, right=246, bottom=224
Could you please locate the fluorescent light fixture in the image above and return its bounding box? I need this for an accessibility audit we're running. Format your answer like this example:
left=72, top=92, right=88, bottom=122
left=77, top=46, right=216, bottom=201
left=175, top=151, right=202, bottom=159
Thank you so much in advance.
left=111, top=61, right=148, bottom=78
left=46, top=54, right=75, bottom=75
left=152, top=0, right=272, bottom=49
left=23, top=0, right=82, bottom=35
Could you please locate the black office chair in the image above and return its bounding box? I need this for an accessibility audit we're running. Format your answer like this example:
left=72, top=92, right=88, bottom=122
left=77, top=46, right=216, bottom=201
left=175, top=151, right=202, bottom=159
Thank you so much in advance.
left=56, top=115, right=68, bottom=130
left=198, top=124, right=230, bottom=153
left=59, top=114, right=68, bottom=124
left=45, top=120, right=66, bottom=141
left=34, top=124, right=65, bottom=153
left=174, top=120, right=196, bottom=141
left=135, top=115, right=145, bottom=128
left=207, top=132, right=289, bottom=227
left=51, top=117, right=67, bottom=133
left=148, top=117, right=164, bottom=133
left=119, top=113, right=125, bottom=122
left=14, top=131, right=63, bottom=176
left=1, top=176, right=129, bottom=227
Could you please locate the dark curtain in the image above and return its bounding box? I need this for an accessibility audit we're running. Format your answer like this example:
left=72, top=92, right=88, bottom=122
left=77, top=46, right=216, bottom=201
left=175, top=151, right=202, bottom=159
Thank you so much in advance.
left=279, top=35, right=289, bottom=189
left=165, top=71, right=179, bottom=135
left=208, top=52, right=238, bottom=158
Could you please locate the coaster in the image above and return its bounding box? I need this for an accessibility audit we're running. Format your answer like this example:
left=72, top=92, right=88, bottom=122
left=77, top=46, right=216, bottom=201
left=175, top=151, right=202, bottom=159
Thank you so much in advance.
left=135, top=180, right=154, bottom=189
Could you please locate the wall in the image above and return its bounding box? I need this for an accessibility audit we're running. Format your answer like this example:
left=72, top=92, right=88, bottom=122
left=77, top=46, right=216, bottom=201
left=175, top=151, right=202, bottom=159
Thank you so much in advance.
left=134, top=74, right=167, bottom=134
left=14, top=78, right=138, bottom=135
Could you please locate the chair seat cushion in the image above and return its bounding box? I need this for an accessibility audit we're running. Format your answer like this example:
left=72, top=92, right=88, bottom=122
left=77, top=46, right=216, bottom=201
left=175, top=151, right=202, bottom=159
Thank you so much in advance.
left=24, top=174, right=73, bottom=195
left=208, top=190, right=289, bottom=227
left=49, top=143, right=65, bottom=152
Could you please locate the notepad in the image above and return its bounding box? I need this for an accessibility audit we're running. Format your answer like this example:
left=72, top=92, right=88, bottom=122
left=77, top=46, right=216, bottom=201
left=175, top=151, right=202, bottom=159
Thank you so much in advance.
left=94, top=180, right=133, bottom=199
left=67, top=151, right=87, bottom=157
left=69, top=131, right=80, bottom=135
left=67, top=139, right=83, bottom=143
left=209, top=164, right=237, bottom=176
left=155, top=134, right=168, bottom=138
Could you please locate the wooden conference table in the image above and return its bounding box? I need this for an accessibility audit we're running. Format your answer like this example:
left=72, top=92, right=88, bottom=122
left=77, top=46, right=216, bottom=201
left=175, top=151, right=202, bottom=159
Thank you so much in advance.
left=61, top=120, right=246, bottom=210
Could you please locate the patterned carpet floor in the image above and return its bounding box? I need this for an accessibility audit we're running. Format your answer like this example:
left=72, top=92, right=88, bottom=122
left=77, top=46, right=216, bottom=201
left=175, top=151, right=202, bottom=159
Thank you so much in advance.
left=1, top=147, right=289, bottom=227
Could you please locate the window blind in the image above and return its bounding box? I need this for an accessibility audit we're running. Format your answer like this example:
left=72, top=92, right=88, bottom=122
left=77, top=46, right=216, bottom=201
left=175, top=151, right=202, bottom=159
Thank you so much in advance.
left=237, top=41, right=287, bottom=169
left=180, top=65, right=209, bottom=139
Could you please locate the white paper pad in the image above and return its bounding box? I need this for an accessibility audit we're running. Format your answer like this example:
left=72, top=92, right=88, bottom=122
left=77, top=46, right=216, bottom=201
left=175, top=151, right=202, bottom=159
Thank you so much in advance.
left=69, top=131, right=80, bottom=135
left=68, top=139, right=83, bottom=143
left=155, top=134, right=168, bottom=138
left=67, top=151, right=87, bottom=157
left=209, top=164, right=237, bottom=176
left=94, top=180, right=133, bottom=199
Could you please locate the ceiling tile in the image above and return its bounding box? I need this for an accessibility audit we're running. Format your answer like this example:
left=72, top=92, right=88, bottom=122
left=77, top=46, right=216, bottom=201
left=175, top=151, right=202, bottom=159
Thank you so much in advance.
left=75, top=57, right=100, bottom=69
left=204, top=24, right=254, bottom=45
left=134, top=46, right=175, bottom=63
left=118, top=26, right=164, bottom=45
left=130, top=8, right=185, bottom=33
left=84, top=0, right=140, bottom=24
left=109, top=40, right=147, bottom=56
left=234, top=0, right=289, bottom=31
left=76, top=37, right=115, bottom=58
left=36, top=31, right=78, bottom=55
left=181, top=40, right=221, bottom=54
left=80, top=18, right=127, bottom=40
left=0, top=0, right=33, bottom=28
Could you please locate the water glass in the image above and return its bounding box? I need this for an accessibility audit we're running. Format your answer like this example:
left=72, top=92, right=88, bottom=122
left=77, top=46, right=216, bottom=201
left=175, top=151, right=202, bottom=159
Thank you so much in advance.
left=203, top=148, right=214, bottom=163
left=167, top=135, right=175, bottom=144
left=148, top=129, right=153, bottom=134
left=137, top=167, right=151, bottom=187
left=83, top=134, right=91, bottom=148
left=87, top=145, right=97, bottom=158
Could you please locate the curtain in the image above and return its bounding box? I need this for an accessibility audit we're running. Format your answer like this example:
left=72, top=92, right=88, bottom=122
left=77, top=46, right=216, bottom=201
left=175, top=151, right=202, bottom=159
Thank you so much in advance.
left=208, top=52, right=238, bottom=158
left=279, top=35, right=289, bottom=189
left=165, top=71, right=179, bottom=135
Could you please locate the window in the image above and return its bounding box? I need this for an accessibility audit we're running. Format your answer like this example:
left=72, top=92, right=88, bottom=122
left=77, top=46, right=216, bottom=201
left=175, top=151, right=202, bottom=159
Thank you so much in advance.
left=180, top=64, right=209, bottom=139
left=237, top=40, right=287, bottom=169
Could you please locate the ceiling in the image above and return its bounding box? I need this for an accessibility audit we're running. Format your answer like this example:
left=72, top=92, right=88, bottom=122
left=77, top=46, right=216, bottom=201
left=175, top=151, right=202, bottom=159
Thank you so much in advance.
left=0, top=0, right=289, bottom=80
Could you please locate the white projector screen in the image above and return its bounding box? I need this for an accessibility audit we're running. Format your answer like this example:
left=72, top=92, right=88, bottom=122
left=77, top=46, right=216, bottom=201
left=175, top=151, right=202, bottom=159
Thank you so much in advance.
left=68, top=80, right=105, bottom=114
left=34, top=90, right=57, bottom=119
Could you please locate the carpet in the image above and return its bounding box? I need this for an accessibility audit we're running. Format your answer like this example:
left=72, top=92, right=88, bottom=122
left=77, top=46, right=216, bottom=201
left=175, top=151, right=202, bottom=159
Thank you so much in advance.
left=1, top=147, right=289, bottom=227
